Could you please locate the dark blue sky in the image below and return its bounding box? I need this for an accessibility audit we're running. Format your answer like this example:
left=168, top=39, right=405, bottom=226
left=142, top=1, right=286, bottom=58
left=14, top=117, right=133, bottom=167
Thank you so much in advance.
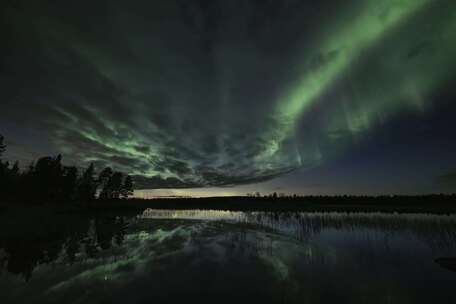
left=1, top=0, right=456, bottom=196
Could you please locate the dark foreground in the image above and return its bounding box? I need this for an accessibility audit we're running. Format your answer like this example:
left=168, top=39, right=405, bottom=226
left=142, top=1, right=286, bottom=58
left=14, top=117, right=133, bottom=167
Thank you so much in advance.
left=3, top=195, right=456, bottom=214
left=1, top=206, right=456, bottom=303
left=121, top=195, right=456, bottom=213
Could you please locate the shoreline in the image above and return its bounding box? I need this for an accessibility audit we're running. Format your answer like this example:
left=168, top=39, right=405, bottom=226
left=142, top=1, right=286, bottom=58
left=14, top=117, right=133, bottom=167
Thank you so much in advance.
left=1, top=195, right=456, bottom=214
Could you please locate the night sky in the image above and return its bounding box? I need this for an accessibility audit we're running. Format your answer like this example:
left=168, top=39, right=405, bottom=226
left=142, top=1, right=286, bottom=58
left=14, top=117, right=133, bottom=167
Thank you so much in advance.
left=1, top=0, right=456, bottom=196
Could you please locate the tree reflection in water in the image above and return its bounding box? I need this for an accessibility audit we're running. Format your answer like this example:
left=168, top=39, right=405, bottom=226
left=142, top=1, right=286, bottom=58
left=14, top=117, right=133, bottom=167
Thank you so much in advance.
left=1, top=209, right=456, bottom=304
left=0, top=212, right=127, bottom=280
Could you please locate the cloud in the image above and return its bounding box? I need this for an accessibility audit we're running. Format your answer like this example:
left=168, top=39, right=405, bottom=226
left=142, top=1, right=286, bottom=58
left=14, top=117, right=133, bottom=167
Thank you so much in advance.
left=2, top=0, right=456, bottom=190
left=132, top=166, right=296, bottom=189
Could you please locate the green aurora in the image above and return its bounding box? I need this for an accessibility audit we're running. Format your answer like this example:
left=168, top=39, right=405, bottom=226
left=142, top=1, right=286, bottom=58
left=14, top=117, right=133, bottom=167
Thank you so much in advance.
left=1, top=0, right=456, bottom=192
left=257, top=0, right=456, bottom=165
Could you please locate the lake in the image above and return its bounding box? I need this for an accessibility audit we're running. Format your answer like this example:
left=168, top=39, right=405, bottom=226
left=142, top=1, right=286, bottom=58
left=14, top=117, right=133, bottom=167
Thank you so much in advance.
left=1, top=208, right=456, bottom=303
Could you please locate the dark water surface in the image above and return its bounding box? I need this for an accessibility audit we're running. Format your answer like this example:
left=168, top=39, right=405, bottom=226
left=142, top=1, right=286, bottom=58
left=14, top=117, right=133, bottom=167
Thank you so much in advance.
left=1, top=208, right=456, bottom=303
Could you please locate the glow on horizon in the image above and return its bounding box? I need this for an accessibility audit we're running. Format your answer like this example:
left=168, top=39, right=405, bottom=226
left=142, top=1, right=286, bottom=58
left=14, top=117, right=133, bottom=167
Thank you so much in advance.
left=134, top=188, right=254, bottom=198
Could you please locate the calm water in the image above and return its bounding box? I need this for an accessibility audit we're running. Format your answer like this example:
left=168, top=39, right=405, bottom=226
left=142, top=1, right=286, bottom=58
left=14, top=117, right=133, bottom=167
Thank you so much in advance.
left=1, top=208, right=456, bottom=303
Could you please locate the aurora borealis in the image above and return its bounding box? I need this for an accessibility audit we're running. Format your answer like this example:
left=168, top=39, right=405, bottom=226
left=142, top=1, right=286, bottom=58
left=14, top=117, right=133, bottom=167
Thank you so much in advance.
left=1, top=0, right=456, bottom=195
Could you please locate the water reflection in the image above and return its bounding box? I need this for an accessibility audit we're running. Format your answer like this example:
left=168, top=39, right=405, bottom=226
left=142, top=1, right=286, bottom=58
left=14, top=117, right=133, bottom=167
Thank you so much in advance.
left=0, top=209, right=456, bottom=303
left=142, top=209, right=456, bottom=249
left=0, top=214, right=127, bottom=280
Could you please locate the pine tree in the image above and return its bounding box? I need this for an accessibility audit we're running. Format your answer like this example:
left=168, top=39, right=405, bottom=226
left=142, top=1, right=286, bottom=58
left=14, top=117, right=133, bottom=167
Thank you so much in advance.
left=98, top=167, right=113, bottom=200
left=77, top=163, right=97, bottom=201
left=121, top=175, right=134, bottom=198
left=33, top=155, right=63, bottom=201
left=11, top=161, right=19, bottom=176
left=108, top=172, right=124, bottom=199
left=0, top=135, right=7, bottom=195
left=0, top=134, right=5, bottom=158
left=62, top=166, right=78, bottom=201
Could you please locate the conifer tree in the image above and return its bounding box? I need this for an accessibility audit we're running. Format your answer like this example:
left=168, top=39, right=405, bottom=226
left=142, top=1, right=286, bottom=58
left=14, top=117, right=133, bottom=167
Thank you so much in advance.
left=77, top=163, right=97, bottom=201
left=121, top=175, right=134, bottom=198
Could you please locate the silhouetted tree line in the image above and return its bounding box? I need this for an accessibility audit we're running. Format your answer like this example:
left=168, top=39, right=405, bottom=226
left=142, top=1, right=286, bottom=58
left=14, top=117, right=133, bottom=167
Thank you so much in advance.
left=246, top=192, right=456, bottom=203
left=0, top=134, right=134, bottom=202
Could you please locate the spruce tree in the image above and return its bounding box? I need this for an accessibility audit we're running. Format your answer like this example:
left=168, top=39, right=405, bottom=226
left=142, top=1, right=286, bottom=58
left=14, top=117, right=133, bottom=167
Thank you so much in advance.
left=121, top=175, right=134, bottom=198
left=77, top=163, right=97, bottom=201
left=98, top=167, right=113, bottom=200
left=0, top=134, right=5, bottom=158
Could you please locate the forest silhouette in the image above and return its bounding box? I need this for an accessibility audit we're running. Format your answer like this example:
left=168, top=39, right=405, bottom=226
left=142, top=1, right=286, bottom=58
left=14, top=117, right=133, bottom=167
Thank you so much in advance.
left=1, top=133, right=455, bottom=211
left=0, top=134, right=133, bottom=203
